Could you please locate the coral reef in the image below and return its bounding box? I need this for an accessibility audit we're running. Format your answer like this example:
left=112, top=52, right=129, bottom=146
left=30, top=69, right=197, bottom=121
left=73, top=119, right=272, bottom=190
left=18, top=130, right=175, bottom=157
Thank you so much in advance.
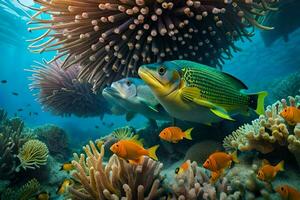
left=28, top=0, right=276, bottom=90
left=169, top=160, right=241, bottom=199
left=69, top=141, right=165, bottom=199
left=0, top=111, right=32, bottom=180
left=35, top=124, right=71, bottom=161
left=1, top=178, right=40, bottom=200
left=269, top=71, right=300, bottom=103
left=17, top=139, right=49, bottom=171
left=223, top=96, right=300, bottom=167
left=28, top=59, right=110, bottom=117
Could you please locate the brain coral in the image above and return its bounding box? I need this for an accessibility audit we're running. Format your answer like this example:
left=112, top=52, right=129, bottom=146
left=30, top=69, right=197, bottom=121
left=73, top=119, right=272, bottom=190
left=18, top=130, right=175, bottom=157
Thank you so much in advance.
left=28, top=59, right=110, bottom=117
left=28, top=0, right=276, bottom=90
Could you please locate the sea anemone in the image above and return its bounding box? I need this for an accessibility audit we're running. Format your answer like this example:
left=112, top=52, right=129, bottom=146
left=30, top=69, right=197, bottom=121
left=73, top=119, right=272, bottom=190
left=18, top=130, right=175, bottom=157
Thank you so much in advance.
left=28, top=59, right=110, bottom=117
left=28, top=0, right=276, bottom=90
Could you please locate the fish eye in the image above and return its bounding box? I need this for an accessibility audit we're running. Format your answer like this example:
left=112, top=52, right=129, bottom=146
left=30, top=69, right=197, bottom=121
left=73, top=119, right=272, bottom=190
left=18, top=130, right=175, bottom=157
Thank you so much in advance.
left=158, top=66, right=166, bottom=76
left=126, top=80, right=131, bottom=86
left=281, top=187, right=284, bottom=191
left=116, top=144, right=119, bottom=147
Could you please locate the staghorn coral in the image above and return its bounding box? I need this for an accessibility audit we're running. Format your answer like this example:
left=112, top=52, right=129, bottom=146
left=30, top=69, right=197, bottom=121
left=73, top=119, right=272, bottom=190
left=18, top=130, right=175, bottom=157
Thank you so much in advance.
left=17, top=139, right=49, bottom=171
left=35, top=124, right=71, bottom=161
left=69, top=141, right=165, bottom=199
left=169, top=160, right=241, bottom=200
left=28, top=59, right=110, bottom=117
left=1, top=178, right=40, bottom=200
left=28, top=0, right=276, bottom=90
left=223, top=96, right=300, bottom=167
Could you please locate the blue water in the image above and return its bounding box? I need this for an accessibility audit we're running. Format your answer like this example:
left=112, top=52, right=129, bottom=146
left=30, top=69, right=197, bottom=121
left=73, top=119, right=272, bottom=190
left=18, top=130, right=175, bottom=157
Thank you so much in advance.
left=1, top=1, right=299, bottom=146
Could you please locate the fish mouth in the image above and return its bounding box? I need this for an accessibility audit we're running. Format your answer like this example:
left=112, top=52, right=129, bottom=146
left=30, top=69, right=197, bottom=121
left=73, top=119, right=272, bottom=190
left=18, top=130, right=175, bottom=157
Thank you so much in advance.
left=102, top=87, right=121, bottom=99
left=138, top=66, right=164, bottom=89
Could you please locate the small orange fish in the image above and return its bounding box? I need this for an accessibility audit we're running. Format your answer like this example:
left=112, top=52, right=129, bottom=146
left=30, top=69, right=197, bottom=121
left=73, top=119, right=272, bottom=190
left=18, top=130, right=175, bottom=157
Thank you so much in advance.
left=280, top=106, right=300, bottom=125
left=175, top=161, right=190, bottom=175
left=276, top=185, right=300, bottom=200
left=60, top=162, right=74, bottom=171
left=257, top=159, right=284, bottom=182
left=203, top=151, right=239, bottom=183
left=110, top=139, right=159, bottom=164
left=159, top=127, right=193, bottom=143
left=57, top=179, right=73, bottom=195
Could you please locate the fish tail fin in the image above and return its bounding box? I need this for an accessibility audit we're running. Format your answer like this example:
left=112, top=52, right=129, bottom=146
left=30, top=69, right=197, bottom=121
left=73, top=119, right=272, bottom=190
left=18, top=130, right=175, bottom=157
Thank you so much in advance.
left=275, top=160, right=284, bottom=172
left=247, top=91, right=268, bottom=115
left=147, top=145, right=159, bottom=161
left=231, top=151, right=240, bottom=164
left=184, top=128, right=193, bottom=140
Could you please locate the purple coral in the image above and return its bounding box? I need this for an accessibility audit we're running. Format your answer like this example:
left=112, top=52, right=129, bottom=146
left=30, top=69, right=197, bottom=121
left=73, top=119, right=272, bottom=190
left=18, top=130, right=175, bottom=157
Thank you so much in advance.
left=28, top=60, right=110, bottom=117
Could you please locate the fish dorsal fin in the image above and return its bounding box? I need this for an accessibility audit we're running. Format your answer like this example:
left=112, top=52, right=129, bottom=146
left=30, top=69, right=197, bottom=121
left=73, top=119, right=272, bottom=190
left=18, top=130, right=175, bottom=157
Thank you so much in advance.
left=222, top=72, right=248, bottom=90
left=127, top=135, right=144, bottom=146
left=262, top=159, right=270, bottom=166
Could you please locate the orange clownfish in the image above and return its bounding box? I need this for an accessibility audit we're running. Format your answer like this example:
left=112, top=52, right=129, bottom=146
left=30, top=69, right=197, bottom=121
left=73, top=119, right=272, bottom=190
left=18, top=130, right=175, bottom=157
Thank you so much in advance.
left=280, top=106, right=300, bottom=125
left=257, top=159, right=284, bottom=182
left=159, top=127, right=193, bottom=143
left=110, top=139, right=159, bottom=164
left=175, top=161, right=190, bottom=175
left=276, top=185, right=300, bottom=200
left=203, top=151, right=239, bottom=183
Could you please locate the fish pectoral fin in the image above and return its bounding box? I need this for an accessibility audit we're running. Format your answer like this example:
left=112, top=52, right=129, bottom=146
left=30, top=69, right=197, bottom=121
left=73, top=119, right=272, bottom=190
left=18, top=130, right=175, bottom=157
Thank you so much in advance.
left=126, top=112, right=136, bottom=121
left=210, top=108, right=235, bottom=121
left=181, top=87, right=201, bottom=102
left=128, top=157, right=144, bottom=165
left=148, top=105, right=159, bottom=112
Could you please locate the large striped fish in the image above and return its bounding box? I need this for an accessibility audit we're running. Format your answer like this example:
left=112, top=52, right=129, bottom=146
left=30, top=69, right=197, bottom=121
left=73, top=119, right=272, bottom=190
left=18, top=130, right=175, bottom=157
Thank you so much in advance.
left=138, top=60, right=268, bottom=125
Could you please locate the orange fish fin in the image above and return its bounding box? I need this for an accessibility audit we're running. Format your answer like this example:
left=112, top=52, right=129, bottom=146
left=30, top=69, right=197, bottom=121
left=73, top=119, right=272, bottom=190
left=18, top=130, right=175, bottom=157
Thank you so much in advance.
left=230, top=151, right=239, bottom=164
left=147, top=145, right=159, bottom=160
left=210, top=171, right=221, bottom=184
left=128, top=157, right=144, bottom=165
left=126, top=136, right=144, bottom=146
left=275, top=160, right=284, bottom=172
left=262, top=159, right=270, bottom=166
left=184, top=128, right=193, bottom=140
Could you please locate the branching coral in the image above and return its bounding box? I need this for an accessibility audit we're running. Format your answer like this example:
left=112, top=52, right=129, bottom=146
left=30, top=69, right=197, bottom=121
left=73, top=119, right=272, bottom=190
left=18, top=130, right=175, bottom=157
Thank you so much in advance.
left=1, top=178, right=40, bottom=200
left=169, top=160, right=241, bottom=200
left=223, top=96, right=300, bottom=167
left=17, top=139, right=49, bottom=171
left=28, top=59, right=110, bottom=117
left=28, top=0, right=276, bottom=90
left=35, top=124, right=71, bottom=160
left=69, top=141, right=165, bottom=199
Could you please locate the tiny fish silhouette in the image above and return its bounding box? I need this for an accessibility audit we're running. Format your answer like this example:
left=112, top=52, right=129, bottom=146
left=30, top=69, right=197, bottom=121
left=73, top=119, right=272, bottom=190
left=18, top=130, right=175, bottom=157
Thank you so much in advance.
left=17, top=108, right=23, bottom=112
left=1, top=80, right=7, bottom=84
left=12, top=92, right=19, bottom=96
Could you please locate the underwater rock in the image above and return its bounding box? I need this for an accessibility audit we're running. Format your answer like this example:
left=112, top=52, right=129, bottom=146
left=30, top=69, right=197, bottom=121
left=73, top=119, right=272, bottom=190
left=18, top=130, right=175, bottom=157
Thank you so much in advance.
left=17, top=139, right=49, bottom=171
left=184, top=140, right=222, bottom=165
left=35, top=124, right=71, bottom=161
left=261, top=0, right=300, bottom=47
left=28, top=0, right=276, bottom=90
left=223, top=95, right=300, bottom=168
left=28, top=59, right=110, bottom=117
left=70, top=141, right=165, bottom=199
left=269, top=70, right=300, bottom=103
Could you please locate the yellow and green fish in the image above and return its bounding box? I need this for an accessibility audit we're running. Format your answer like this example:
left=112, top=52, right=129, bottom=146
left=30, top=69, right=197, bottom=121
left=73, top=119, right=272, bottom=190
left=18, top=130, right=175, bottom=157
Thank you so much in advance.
left=138, top=60, right=268, bottom=124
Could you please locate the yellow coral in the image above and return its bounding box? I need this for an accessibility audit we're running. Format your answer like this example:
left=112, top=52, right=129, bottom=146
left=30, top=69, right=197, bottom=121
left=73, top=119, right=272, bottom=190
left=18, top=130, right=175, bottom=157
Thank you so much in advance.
left=17, top=139, right=49, bottom=170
